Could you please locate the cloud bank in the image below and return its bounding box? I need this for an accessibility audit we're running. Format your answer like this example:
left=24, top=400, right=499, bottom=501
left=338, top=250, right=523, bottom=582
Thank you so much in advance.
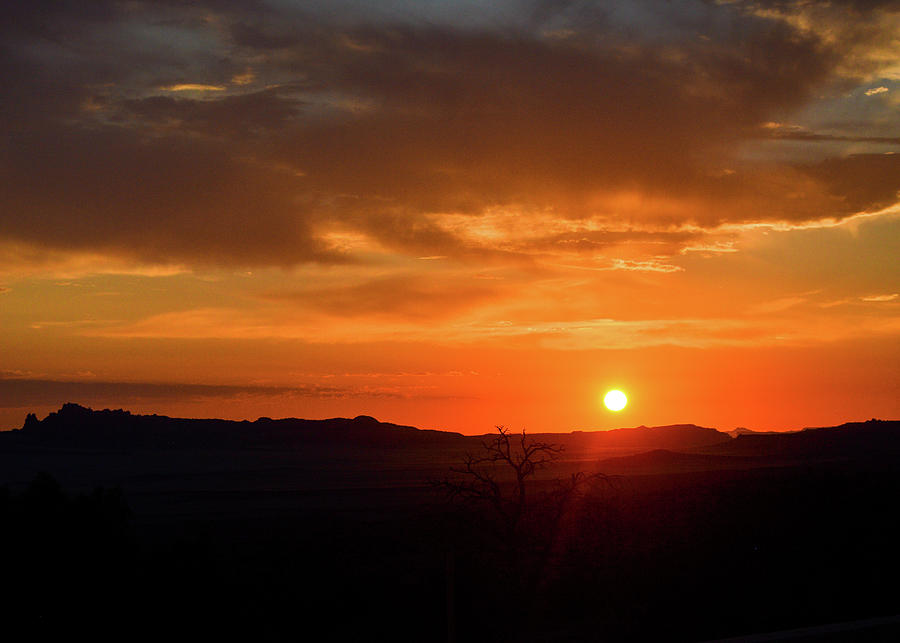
left=2, top=0, right=898, bottom=270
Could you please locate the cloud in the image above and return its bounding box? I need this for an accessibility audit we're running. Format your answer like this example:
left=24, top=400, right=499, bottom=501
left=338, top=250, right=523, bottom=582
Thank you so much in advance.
left=0, top=241, right=190, bottom=280
left=554, top=257, right=685, bottom=273
left=457, top=314, right=900, bottom=350
left=262, top=20, right=835, bottom=220
left=0, top=377, right=396, bottom=410
left=1, top=126, right=344, bottom=266
left=739, top=0, right=900, bottom=80
left=759, top=122, right=900, bottom=145
left=865, top=86, right=889, bottom=96
left=262, top=273, right=506, bottom=321
left=801, top=154, right=900, bottom=216
left=510, top=228, right=705, bottom=254
left=0, top=0, right=898, bottom=271
left=159, top=84, right=226, bottom=92
left=607, top=259, right=683, bottom=273
left=119, top=88, right=304, bottom=136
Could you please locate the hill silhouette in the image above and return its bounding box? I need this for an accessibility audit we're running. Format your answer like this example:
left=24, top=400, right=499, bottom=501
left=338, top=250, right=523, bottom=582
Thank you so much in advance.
left=3, top=405, right=739, bottom=455
left=706, top=419, right=900, bottom=459
left=4, top=405, right=897, bottom=465
left=5, top=403, right=466, bottom=450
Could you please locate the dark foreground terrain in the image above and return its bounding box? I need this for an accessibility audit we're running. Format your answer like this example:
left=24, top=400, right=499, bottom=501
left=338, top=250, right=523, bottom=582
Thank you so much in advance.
left=2, top=405, right=899, bottom=642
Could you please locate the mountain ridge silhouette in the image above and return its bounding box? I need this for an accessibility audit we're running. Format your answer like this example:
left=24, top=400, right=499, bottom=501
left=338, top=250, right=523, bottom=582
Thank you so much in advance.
left=6, top=402, right=464, bottom=450
left=707, top=418, right=900, bottom=458
left=4, top=404, right=736, bottom=453
left=2, top=404, right=897, bottom=459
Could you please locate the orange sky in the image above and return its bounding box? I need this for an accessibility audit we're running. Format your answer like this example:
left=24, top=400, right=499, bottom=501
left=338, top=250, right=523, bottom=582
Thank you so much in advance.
left=1, top=1, right=898, bottom=432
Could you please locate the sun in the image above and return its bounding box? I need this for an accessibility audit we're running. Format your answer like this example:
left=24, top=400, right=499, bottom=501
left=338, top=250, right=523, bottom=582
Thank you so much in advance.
left=604, top=389, right=628, bottom=412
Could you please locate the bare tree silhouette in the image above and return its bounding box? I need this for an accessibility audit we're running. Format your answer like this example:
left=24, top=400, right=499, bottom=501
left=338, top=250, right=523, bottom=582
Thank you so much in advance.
left=436, top=426, right=612, bottom=640
left=444, top=426, right=563, bottom=531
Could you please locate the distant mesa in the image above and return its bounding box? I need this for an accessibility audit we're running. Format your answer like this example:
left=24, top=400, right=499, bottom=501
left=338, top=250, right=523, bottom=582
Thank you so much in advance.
left=3, top=403, right=465, bottom=450
left=589, top=420, right=900, bottom=468
left=710, top=418, right=900, bottom=458
left=3, top=407, right=734, bottom=454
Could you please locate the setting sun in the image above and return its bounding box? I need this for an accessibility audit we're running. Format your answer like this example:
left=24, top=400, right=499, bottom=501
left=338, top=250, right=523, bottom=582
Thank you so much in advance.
left=604, top=390, right=628, bottom=412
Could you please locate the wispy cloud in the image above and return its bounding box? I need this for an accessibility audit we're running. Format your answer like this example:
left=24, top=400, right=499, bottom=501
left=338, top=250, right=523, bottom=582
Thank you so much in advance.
left=0, top=377, right=401, bottom=410
left=608, top=259, right=684, bottom=273
left=71, top=302, right=900, bottom=351
left=159, top=84, right=226, bottom=92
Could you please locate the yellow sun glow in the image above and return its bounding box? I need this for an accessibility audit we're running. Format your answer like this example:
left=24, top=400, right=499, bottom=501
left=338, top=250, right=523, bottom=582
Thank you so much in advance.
left=604, top=389, right=628, bottom=412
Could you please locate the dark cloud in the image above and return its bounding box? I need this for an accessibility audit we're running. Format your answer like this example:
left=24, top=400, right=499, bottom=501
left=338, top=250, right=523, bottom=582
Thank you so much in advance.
left=0, top=0, right=118, bottom=39
left=230, top=20, right=310, bottom=50
left=1, top=0, right=896, bottom=267
left=737, top=0, right=899, bottom=14
left=763, top=130, right=900, bottom=145
left=272, top=21, right=831, bottom=201
left=0, top=377, right=374, bottom=410
left=1, top=125, right=343, bottom=266
left=803, top=154, right=900, bottom=216
left=522, top=229, right=703, bottom=253
left=120, top=88, right=304, bottom=136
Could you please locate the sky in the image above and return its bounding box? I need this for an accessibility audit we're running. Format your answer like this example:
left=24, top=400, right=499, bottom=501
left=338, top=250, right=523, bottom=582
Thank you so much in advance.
left=1, top=0, right=898, bottom=433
